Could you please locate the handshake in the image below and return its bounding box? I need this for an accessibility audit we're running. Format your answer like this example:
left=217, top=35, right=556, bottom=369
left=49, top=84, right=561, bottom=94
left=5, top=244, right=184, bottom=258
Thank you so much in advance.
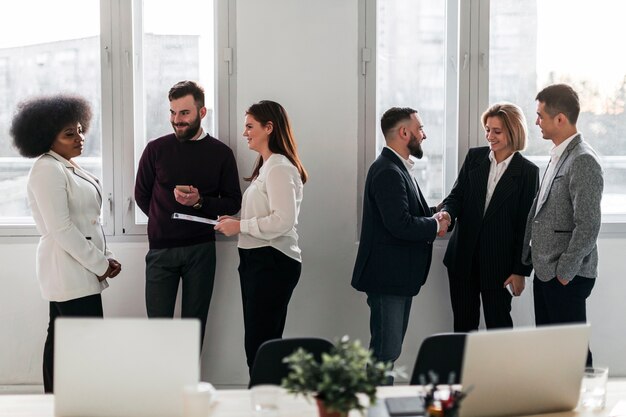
left=432, top=210, right=451, bottom=237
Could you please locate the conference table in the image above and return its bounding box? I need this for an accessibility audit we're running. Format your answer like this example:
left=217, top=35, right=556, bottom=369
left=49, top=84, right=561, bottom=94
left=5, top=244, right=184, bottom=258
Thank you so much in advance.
left=2, top=380, right=626, bottom=417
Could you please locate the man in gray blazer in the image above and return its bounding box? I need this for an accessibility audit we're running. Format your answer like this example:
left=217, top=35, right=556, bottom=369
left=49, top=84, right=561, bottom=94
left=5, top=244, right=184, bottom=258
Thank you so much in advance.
left=522, top=84, right=603, bottom=366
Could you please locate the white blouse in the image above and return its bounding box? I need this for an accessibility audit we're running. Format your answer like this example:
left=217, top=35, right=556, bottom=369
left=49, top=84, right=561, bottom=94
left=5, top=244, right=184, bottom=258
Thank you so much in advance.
left=238, top=154, right=303, bottom=262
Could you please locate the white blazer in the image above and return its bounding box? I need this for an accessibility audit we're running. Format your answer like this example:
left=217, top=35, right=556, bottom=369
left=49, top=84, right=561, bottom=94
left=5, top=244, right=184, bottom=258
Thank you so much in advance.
left=27, top=150, right=111, bottom=302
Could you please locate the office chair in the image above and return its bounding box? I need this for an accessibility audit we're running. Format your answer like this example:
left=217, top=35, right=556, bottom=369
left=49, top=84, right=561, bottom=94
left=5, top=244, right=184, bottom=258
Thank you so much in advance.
left=410, top=333, right=466, bottom=385
left=248, top=337, right=334, bottom=388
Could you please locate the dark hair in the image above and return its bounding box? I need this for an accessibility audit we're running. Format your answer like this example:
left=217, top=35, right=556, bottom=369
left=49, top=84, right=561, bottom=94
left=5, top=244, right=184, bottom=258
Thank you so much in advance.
left=380, top=107, right=418, bottom=138
left=535, top=83, right=580, bottom=124
left=244, top=100, right=308, bottom=184
left=10, top=94, right=92, bottom=158
left=168, top=80, right=205, bottom=108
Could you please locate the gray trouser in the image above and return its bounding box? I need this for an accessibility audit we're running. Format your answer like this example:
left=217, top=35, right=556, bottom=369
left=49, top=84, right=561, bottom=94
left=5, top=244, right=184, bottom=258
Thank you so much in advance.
left=145, top=241, right=216, bottom=349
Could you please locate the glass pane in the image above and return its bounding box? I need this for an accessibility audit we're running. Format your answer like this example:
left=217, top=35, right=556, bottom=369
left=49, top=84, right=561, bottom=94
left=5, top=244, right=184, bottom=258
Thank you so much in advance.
left=376, top=0, right=447, bottom=202
left=0, top=1, right=101, bottom=225
left=489, top=0, right=626, bottom=220
left=136, top=0, right=215, bottom=224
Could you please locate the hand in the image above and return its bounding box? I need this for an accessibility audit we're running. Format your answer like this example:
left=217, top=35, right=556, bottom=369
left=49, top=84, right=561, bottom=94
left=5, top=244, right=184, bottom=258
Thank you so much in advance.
left=503, top=274, right=525, bottom=296
left=97, top=259, right=122, bottom=281
left=107, top=258, right=122, bottom=278
left=433, top=211, right=451, bottom=237
left=557, top=276, right=570, bottom=286
left=214, top=218, right=241, bottom=236
left=173, top=185, right=201, bottom=206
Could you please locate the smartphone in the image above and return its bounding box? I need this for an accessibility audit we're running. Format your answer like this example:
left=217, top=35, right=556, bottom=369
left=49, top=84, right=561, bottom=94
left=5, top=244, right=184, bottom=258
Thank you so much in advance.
left=175, top=185, right=191, bottom=193
left=506, top=283, right=515, bottom=296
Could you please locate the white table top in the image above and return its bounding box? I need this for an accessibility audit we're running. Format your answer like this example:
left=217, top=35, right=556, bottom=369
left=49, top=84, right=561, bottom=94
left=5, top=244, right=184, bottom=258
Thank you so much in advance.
left=2, top=381, right=626, bottom=417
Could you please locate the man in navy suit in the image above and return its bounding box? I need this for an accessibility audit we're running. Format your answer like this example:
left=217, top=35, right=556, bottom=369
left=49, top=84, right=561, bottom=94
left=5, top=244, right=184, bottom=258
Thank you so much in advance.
left=352, top=107, right=449, bottom=380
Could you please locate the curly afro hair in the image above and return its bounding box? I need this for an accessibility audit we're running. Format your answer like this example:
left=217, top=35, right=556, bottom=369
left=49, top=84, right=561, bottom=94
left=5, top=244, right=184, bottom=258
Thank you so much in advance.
left=10, top=94, right=93, bottom=158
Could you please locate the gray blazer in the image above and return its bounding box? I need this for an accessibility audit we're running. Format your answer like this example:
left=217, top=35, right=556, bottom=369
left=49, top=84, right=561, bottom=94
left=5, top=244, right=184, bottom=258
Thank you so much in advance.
left=522, top=134, right=603, bottom=281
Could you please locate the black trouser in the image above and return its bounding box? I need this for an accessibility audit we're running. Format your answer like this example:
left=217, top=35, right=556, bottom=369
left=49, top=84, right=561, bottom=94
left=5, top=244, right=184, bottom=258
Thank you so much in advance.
left=238, top=247, right=301, bottom=371
left=145, top=241, right=216, bottom=349
left=43, top=293, right=103, bottom=393
left=448, top=251, right=513, bottom=332
left=533, top=275, right=595, bottom=366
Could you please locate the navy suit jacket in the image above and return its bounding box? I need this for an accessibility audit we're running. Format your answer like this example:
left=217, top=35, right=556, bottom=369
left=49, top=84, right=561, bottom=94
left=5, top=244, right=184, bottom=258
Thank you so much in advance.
left=352, top=148, right=437, bottom=296
left=441, top=147, right=539, bottom=289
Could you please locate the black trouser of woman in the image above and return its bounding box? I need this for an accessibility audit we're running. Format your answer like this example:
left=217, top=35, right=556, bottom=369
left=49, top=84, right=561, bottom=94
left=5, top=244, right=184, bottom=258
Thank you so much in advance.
left=238, top=246, right=301, bottom=371
left=448, top=248, right=513, bottom=332
left=43, top=293, right=103, bottom=393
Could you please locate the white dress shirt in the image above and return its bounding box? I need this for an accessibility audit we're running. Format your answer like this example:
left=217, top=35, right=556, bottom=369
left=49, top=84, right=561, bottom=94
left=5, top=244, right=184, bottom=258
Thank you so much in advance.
left=238, top=153, right=303, bottom=262
left=535, top=133, right=577, bottom=216
left=27, top=150, right=111, bottom=302
left=484, top=151, right=515, bottom=214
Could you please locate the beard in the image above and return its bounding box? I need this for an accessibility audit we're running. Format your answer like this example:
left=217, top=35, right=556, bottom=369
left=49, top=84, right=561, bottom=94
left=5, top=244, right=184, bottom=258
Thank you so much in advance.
left=172, top=114, right=202, bottom=142
left=408, top=133, right=424, bottom=159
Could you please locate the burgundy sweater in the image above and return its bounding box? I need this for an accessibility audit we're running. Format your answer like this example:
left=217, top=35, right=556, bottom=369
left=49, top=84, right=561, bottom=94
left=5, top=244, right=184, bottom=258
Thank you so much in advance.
left=135, top=133, right=242, bottom=249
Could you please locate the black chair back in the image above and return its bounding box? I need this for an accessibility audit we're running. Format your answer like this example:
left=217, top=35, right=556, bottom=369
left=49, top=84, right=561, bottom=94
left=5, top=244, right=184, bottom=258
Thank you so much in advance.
left=248, top=337, right=334, bottom=388
left=410, top=333, right=466, bottom=385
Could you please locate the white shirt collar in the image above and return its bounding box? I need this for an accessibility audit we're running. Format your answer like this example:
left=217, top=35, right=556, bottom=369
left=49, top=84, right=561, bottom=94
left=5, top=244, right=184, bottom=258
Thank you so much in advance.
left=488, top=150, right=515, bottom=166
left=550, top=132, right=578, bottom=160
left=385, top=145, right=414, bottom=172
left=189, top=128, right=207, bottom=141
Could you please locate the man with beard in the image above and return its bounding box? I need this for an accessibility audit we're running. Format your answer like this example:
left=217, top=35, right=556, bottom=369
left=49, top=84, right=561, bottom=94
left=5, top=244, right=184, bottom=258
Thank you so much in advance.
left=135, top=80, right=241, bottom=349
left=352, top=107, right=449, bottom=382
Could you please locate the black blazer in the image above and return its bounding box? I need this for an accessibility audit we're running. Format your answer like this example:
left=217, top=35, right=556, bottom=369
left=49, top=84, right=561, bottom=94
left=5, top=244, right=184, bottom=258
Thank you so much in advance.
left=441, top=147, right=539, bottom=289
left=352, top=148, right=437, bottom=296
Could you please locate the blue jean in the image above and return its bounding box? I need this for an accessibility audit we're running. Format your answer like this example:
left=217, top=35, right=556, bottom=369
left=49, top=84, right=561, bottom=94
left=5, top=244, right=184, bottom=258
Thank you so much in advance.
left=366, top=292, right=413, bottom=381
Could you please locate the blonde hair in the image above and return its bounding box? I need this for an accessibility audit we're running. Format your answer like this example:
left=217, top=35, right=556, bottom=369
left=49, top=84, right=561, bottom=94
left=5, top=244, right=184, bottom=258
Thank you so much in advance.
left=481, top=102, right=528, bottom=152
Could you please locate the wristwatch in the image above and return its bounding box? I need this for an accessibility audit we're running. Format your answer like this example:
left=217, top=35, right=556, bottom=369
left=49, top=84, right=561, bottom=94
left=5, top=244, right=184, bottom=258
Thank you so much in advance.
left=192, top=196, right=203, bottom=209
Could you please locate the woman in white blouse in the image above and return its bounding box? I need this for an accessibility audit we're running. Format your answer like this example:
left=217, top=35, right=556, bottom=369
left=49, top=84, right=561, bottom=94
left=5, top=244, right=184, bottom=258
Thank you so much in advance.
left=10, top=95, right=122, bottom=392
left=215, top=100, right=307, bottom=371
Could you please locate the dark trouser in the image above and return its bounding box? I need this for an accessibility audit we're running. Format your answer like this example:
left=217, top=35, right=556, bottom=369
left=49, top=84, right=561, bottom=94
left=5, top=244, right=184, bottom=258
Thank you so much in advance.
left=366, top=292, right=413, bottom=385
left=448, top=251, right=513, bottom=332
left=238, top=247, right=301, bottom=371
left=43, top=293, right=103, bottom=393
left=533, top=275, right=595, bottom=366
left=145, top=241, right=216, bottom=349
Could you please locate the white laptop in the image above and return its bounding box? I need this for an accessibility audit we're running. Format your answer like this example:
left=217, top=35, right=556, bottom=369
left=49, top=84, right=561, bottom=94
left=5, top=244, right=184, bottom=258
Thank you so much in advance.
left=459, top=324, right=590, bottom=417
left=54, top=318, right=200, bottom=417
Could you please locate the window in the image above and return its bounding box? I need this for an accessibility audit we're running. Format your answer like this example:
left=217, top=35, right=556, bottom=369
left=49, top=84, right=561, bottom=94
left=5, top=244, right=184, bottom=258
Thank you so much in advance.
left=0, top=0, right=232, bottom=236
left=489, top=0, right=626, bottom=223
left=0, top=0, right=102, bottom=227
left=363, top=0, right=458, bottom=208
left=365, top=0, right=626, bottom=227
left=128, top=0, right=218, bottom=229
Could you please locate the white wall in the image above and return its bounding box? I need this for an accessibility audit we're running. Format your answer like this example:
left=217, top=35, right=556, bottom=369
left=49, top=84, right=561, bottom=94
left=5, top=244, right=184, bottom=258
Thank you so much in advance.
left=1, top=0, right=625, bottom=388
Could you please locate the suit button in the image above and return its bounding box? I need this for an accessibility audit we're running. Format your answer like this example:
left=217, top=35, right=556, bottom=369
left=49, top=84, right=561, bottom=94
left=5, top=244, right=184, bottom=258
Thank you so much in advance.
left=92, top=220, right=97, bottom=225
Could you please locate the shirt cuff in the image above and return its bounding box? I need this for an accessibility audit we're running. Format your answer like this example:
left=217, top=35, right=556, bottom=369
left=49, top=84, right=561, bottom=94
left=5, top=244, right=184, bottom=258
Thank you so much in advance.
left=239, top=219, right=249, bottom=235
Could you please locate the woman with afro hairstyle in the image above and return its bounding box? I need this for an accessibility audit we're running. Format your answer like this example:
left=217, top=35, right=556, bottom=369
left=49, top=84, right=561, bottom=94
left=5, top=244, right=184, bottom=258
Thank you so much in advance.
left=10, top=94, right=122, bottom=393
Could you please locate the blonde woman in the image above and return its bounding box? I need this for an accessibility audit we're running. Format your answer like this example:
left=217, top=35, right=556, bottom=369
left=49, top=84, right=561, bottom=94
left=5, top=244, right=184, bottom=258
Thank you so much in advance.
left=439, top=102, right=539, bottom=331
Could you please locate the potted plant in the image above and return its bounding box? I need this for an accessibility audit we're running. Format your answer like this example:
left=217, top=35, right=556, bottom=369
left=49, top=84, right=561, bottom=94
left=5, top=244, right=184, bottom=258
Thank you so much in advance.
left=281, top=336, right=394, bottom=417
